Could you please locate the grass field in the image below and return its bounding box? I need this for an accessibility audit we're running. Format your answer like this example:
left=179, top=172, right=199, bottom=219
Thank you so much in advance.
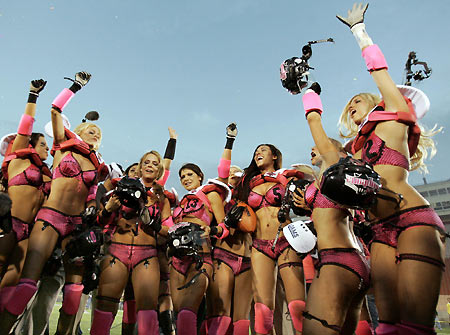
left=49, top=302, right=123, bottom=335
left=47, top=304, right=450, bottom=335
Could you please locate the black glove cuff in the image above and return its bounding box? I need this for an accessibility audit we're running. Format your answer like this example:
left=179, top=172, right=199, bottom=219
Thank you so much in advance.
left=164, top=138, right=177, bottom=160
left=225, top=137, right=235, bottom=150
left=69, top=83, right=82, bottom=94
left=101, top=208, right=112, bottom=218
left=27, top=92, right=38, bottom=104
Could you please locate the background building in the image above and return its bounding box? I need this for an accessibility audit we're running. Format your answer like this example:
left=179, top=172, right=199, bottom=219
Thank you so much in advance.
left=414, top=178, right=450, bottom=323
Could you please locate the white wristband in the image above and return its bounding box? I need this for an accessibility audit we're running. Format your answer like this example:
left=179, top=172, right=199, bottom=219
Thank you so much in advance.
left=350, top=23, right=373, bottom=50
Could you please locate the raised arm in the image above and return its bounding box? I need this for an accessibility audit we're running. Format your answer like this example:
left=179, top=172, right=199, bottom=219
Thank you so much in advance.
left=217, top=123, right=237, bottom=184
left=11, top=79, right=47, bottom=152
left=158, top=127, right=178, bottom=186
left=51, top=71, right=91, bottom=144
left=337, top=3, right=409, bottom=113
left=302, top=83, right=340, bottom=171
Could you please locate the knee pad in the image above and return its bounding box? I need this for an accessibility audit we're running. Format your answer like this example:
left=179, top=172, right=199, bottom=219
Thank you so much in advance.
left=177, top=308, right=197, bottom=335
left=233, top=319, right=250, bottom=335
left=254, top=302, right=273, bottom=335
left=137, top=310, right=159, bottom=335
left=376, top=321, right=399, bottom=335
left=61, top=283, right=84, bottom=315
left=288, top=300, right=305, bottom=332
left=397, top=321, right=435, bottom=335
left=159, top=310, right=175, bottom=335
left=6, top=279, right=37, bottom=316
left=123, top=300, right=137, bottom=324
left=0, top=286, right=16, bottom=312
left=91, top=309, right=114, bottom=335
left=356, top=320, right=374, bottom=335
left=209, top=315, right=232, bottom=335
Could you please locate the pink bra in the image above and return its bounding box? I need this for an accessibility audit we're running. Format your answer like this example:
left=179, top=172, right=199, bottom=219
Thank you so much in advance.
left=173, top=193, right=211, bottom=225
left=305, top=183, right=342, bottom=210
left=361, top=132, right=409, bottom=170
left=53, top=152, right=97, bottom=188
left=248, top=183, right=284, bottom=211
left=8, top=164, right=51, bottom=196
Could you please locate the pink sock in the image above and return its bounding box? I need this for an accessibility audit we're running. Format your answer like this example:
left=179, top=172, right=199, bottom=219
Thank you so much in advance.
left=90, top=309, right=114, bottom=335
left=0, top=286, right=16, bottom=312
left=177, top=308, right=197, bottom=335
left=208, top=316, right=232, bottom=335
left=233, top=320, right=250, bottom=335
left=137, top=310, right=159, bottom=335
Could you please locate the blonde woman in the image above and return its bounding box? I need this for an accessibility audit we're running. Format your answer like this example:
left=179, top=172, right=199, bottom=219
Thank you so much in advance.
left=337, top=4, right=444, bottom=334
left=92, top=150, right=171, bottom=335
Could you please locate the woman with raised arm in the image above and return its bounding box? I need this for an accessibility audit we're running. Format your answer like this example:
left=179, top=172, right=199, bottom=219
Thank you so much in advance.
left=0, top=71, right=106, bottom=335
left=201, top=128, right=253, bottom=335
left=169, top=124, right=236, bottom=335
left=287, top=83, right=370, bottom=334
left=157, top=126, right=178, bottom=335
left=0, top=79, right=50, bottom=311
left=337, top=4, right=444, bottom=334
left=92, top=150, right=172, bottom=335
left=234, top=144, right=305, bottom=335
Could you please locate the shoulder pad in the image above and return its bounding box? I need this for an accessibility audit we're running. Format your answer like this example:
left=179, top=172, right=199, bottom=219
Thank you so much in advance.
left=199, top=179, right=232, bottom=203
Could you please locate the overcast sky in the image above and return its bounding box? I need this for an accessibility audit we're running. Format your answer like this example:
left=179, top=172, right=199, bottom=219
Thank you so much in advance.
left=1, top=0, right=449, bottom=194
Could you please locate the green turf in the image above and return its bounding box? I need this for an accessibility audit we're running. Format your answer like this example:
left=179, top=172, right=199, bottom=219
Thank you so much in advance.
left=49, top=302, right=123, bottom=335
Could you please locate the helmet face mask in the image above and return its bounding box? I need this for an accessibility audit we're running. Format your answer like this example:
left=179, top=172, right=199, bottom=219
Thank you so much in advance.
left=280, top=57, right=310, bottom=95
left=115, top=176, right=146, bottom=210
left=167, top=222, right=207, bottom=259
left=320, top=157, right=381, bottom=210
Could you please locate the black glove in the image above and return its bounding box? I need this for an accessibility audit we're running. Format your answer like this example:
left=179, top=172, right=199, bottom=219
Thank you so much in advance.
left=65, top=71, right=92, bottom=93
left=308, top=82, right=321, bottom=95
left=224, top=203, right=245, bottom=228
left=225, top=123, right=238, bottom=149
left=30, top=79, right=47, bottom=95
left=336, top=3, right=369, bottom=28
left=82, top=261, right=101, bottom=294
left=140, top=208, right=162, bottom=233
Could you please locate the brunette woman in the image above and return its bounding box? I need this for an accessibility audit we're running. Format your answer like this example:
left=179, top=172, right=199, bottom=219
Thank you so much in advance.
left=170, top=124, right=237, bottom=335
left=0, top=79, right=50, bottom=311
left=234, top=144, right=305, bottom=335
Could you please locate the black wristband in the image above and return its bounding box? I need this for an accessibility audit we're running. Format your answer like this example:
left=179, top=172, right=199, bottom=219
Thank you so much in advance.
left=225, top=137, right=235, bottom=150
left=164, top=138, right=177, bottom=160
left=69, top=83, right=81, bottom=94
left=52, top=106, right=62, bottom=113
left=27, top=92, right=38, bottom=104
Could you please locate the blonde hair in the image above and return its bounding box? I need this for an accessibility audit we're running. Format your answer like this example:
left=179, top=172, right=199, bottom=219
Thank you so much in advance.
left=328, top=137, right=346, bottom=155
left=338, top=93, right=381, bottom=139
left=338, top=93, right=441, bottom=173
left=73, top=122, right=102, bottom=151
left=138, top=151, right=164, bottom=180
